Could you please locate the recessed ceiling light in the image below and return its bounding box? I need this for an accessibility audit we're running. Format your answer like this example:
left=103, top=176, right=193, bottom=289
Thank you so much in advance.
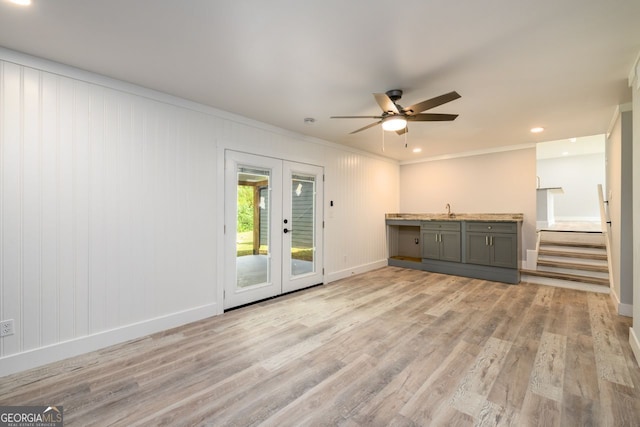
left=412, top=148, right=422, bottom=153
left=530, top=127, right=544, bottom=133
left=10, top=0, right=31, bottom=5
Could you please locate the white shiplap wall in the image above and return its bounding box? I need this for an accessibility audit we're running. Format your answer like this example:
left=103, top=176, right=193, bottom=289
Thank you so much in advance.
left=0, top=51, right=399, bottom=376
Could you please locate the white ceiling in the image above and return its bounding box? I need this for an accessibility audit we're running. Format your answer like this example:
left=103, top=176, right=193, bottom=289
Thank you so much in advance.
left=0, top=0, right=639, bottom=161
left=536, top=134, right=605, bottom=159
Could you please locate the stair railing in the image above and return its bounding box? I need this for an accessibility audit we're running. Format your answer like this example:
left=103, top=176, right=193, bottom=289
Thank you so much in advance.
left=597, top=184, right=614, bottom=289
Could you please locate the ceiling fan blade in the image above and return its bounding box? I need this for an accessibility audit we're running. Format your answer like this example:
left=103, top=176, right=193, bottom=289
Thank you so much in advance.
left=396, top=127, right=408, bottom=136
left=330, top=115, right=383, bottom=119
left=350, top=121, right=382, bottom=134
left=373, top=93, right=399, bottom=114
left=405, top=91, right=461, bottom=114
left=408, top=113, right=459, bottom=122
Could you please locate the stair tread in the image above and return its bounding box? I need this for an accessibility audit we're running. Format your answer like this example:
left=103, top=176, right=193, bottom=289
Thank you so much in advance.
left=537, top=249, right=608, bottom=260
left=521, top=269, right=609, bottom=286
left=540, top=240, right=606, bottom=249
left=536, top=259, right=608, bottom=272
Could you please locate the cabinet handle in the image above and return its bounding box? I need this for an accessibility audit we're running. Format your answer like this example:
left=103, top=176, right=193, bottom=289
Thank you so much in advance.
left=485, top=235, right=489, bottom=246
left=435, top=234, right=439, bottom=242
left=490, top=236, right=494, bottom=246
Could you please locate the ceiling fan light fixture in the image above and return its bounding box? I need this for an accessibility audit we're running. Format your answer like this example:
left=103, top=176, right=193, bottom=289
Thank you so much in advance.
left=381, top=116, right=407, bottom=131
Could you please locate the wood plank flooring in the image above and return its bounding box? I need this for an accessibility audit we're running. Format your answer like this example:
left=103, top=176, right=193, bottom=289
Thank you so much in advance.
left=1, top=266, right=639, bottom=426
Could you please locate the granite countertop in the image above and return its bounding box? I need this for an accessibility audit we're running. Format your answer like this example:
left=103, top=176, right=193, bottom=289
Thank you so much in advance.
left=386, top=213, right=524, bottom=222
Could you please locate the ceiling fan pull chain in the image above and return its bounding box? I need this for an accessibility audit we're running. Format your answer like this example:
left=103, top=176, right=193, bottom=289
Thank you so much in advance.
left=404, top=129, right=408, bottom=148
left=382, top=126, right=385, bottom=152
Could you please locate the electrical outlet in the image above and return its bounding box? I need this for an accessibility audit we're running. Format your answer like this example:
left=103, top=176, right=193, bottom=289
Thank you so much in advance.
left=0, top=319, right=14, bottom=337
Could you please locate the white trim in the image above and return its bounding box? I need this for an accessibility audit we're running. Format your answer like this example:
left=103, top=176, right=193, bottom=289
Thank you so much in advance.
left=618, top=303, right=633, bottom=317
left=619, top=102, right=633, bottom=113
left=0, top=46, right=397, bottom=166
left=552, top=216, right=601, bottom=223
left=401, top=143, right=535, bottom=165
left=326, top=259, right=388, bottom=284
left=609, top=287, right=633, bottom=317
left=629, top=50, right=640, bottom=89
left=630, top=327, right=640, bottom=368
left=0, top=303, right=217, bottom=378
left=606, top=103, right=633, bottom=138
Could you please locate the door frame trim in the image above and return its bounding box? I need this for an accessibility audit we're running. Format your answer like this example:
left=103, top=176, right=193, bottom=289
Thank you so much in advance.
left=216, top=144, right=325, bottom=313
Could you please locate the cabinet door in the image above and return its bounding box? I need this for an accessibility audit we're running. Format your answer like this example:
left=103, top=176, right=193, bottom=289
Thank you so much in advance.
left=466, top=232, right=491, bottom=265
left=421, top=230, right=440, bottom=260
left=491, top=233, right=518, bottom=268
left=440, top=231, right=461, bottom=262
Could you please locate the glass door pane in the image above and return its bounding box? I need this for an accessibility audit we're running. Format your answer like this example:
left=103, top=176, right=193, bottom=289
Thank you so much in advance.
left=224, top=151, right=282, bottom=310
left=236, top=167, right=270, bottom=288
left=282, top=161, right=324, bottom=294
left=290, top=174, right=316, bottom=277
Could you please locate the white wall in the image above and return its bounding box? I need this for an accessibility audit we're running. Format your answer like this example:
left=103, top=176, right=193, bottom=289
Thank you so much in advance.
left=0, top=49, right=399, bottom=376
left=399, top=148, right=537, bottom=259
left=630, top=52, right=640, bottom=367
left=536, top=153, right=605, bottom=221
left=606, top=107, right=633, bottom=314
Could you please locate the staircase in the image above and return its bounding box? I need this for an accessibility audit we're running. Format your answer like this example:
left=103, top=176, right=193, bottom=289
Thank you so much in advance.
left=521, top=230, right=611, bottom=293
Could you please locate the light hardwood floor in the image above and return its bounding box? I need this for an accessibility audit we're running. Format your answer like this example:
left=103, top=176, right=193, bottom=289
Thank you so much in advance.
left=1, top=266, right=639, bottom=426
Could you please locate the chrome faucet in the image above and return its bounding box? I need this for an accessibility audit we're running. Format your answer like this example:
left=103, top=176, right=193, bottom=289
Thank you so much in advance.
left=446, top=203, right=451, bottom=216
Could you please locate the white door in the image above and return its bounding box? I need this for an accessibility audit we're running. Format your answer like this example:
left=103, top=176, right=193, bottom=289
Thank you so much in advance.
left=224, top=151, right=324, bottom=309
left=282, top=161, right=324, bottom=293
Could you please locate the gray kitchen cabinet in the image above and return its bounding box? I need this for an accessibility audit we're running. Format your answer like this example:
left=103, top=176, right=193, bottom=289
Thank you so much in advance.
left=465, top=222, right=518, bottom=268
left=386, top=215, right=521, bottom=284
left=421, top=221, right=461, bottom=262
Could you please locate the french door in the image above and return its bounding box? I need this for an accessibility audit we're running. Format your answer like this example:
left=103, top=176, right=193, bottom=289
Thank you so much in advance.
left=224, top=150, right=324, bottom=309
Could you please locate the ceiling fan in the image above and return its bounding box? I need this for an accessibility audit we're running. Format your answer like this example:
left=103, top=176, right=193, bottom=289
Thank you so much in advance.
left=331, top=89, right=461, bottom=135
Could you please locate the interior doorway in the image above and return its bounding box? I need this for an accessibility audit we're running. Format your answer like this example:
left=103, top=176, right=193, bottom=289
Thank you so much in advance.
left=224, top=150, right=324, bottom=309
left=536, top=134, right=605, bottom=231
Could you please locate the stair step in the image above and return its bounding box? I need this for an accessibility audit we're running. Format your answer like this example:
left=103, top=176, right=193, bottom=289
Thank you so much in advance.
left=536, top=260, right=608, bottom=273
left=537, top=248, right=608, bottom=260
left=520, top=274, right=610, bottom=294
left=520, top=269, right=609, bottom=286
left=540, top=240, right=606, bottom=249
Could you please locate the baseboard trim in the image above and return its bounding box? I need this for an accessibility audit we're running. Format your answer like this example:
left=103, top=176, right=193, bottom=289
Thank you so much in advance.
left=609, top=287, right=633, bottom=317
left=618, top=303, right=634, bottom=317
left=326, top=259, right=388, bottom=283
left=0, top=303, right=218, bottom=378
left=630, top=327, right=640, bottom=368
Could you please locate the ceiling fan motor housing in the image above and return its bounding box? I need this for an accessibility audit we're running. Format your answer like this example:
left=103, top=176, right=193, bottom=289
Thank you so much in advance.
left=385, top=89, right=403, bottom=102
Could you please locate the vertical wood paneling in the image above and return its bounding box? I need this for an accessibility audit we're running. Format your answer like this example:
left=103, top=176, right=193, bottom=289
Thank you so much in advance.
left=21, top=66, right=41, bottom=351
left=88, top=85, right=105, bottom=334
left=40, top=73, right=59, bottom=345
left=128, top=97, right=145, bottom=324
left=57, top=76, right=75, bottom=342
left=0, top=61, right=3, bottom=357
left=0, top=54, right=397, bottom=368
left=73, top=80, right=89, bottom=338
left=103, top=91, right=119, bottom=331
left=2, top=62, right=22, bottom=356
